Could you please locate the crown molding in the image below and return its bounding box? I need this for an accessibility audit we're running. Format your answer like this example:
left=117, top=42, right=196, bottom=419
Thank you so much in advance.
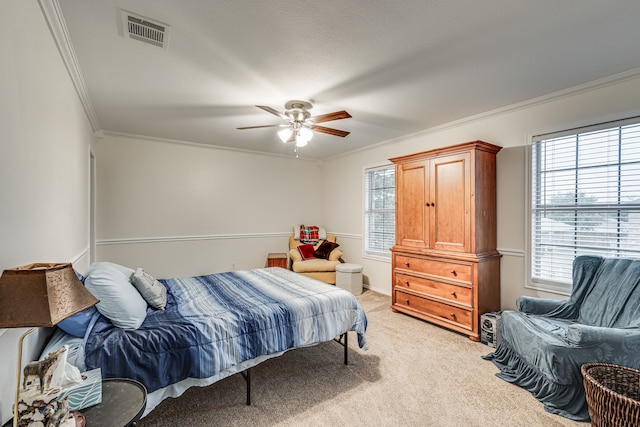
left=102, top=130, right=320, bottom=162
left=328, top=67, right=640, bottom=161
left=38, top=0, right=101, bottom=132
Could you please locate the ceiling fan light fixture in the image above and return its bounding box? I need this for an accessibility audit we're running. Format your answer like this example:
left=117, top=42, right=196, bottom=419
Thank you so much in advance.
left=286, top=108, right=311, bottom=122
left=238, top=100, right=351, bottom=155
left=277, top=128, right=292, bottom=143
left=296, top=127, right=313, bottom=147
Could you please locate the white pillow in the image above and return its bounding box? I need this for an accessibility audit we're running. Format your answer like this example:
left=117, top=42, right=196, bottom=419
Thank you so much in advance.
left=84, top=262, right=147, bottom=329
left=131, top=268, right=167, bottom=310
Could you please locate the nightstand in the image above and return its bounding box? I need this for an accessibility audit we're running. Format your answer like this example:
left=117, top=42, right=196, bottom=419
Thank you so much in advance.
left=267, top=252, right=288, bottom=268
left=82, top=378, right=147, bottom=427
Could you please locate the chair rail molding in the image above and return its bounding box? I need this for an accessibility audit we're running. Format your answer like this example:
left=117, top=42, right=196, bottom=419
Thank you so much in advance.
left=97, top=232, right=292, bottom=246
left=329, top=232, right=361, bottom=240
left=497, top=248, right=525, bottom=257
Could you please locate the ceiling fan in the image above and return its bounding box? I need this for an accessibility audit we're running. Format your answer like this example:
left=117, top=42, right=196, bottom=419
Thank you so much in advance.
left=237, top=100, right=351, bottom=148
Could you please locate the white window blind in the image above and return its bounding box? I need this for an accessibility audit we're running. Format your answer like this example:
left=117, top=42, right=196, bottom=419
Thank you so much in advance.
left=364, top=164, right=395, bottom=257
left=530, top=118, right=640, bottom=290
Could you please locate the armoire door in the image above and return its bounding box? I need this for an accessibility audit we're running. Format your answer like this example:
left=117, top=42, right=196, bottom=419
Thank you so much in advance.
left=396, top=160, right=429, bottom=248
left=429, top=152, right=471, bottom=252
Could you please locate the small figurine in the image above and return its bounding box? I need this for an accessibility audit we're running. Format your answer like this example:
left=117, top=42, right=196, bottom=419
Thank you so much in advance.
left=23, top=347, right=65, bottom=393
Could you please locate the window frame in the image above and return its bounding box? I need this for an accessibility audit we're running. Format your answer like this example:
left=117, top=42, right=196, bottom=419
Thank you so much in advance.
left=526, top=115, right=640, bottom=294
left=363, top=163, right=395, bottom=260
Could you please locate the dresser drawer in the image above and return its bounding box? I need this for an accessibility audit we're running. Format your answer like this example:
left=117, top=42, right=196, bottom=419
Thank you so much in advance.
left=394, top=254, right=472, bottom=283
left=395, top=273, right=472, bottom=306
left=394, top=290, right=473, bottom=329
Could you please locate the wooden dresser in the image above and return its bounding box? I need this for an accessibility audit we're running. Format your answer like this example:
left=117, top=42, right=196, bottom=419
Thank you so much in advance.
left=389, top=141, right=501, bottom=341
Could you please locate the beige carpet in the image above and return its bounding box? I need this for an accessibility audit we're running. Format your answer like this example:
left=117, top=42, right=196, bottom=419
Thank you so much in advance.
left=138, top=291, right=588, bottom=427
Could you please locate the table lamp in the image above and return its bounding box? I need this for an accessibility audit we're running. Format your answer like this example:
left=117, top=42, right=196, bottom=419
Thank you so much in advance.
left=0, top=262, right=99, bottom=427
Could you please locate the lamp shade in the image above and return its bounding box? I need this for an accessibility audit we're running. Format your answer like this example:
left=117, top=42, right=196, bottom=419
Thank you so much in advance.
left=0, top=263, right=99, bottom=328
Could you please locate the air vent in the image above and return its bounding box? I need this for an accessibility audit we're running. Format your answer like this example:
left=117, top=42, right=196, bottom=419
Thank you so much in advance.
left=120, top=10, right=170, bottom=49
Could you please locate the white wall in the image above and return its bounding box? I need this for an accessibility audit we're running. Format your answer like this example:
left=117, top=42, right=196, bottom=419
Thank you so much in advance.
left=93, top=72, right=640, bottom=309
left=0, top=1, right=94, bottom=423
left=322, top=72, right=640, bottom=306
left=94, top=134, right=324, bottom=278
left=5, top=1, right=640, bottom=424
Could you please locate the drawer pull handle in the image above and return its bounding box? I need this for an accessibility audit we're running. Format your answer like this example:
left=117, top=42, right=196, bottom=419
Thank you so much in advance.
left=405, top=262, right=410, bottom=268
left=405, top=299, right=410, bottom=305
left=405, top=281, right=410, bottom=287
left=450, top=313, right=456, bottom=318
left=450, top=270, right=457, bottom=276
left=450, top=291, right=457, bottom=298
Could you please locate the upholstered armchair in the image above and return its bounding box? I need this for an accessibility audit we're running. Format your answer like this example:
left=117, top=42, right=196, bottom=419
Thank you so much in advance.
left=484, top=255, right=640, bottom=421
left=288, top=233, right=342, bottom=284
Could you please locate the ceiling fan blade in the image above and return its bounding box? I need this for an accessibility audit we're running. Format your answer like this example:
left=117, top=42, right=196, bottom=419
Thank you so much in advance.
left=236, top=124, right=285, bottom=130
left=256, top=105, right=289, bottom=121
left=309, top=110, right=352, bottom=123
left=310, top=125, right=350, bottom=137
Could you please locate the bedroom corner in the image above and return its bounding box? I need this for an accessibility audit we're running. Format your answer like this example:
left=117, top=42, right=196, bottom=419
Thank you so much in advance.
left=0, top=1, right=95, bottom=423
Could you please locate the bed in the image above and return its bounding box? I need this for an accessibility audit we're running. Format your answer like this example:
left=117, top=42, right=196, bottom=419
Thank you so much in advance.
left=41, top=262, right=368, bottom=416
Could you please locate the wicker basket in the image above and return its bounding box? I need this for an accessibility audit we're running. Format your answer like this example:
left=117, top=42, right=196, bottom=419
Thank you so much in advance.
left=582, top=363, right=640, bottom=427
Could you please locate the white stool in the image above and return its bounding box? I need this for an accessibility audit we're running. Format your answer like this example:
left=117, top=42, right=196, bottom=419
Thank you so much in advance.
left=336, top=263, right=363, bottom=295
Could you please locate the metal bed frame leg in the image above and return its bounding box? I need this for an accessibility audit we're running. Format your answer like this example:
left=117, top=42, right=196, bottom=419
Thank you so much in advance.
left=334, top=332, right=349, bottom=365
left=343, top=332, right=348, bottom=365
left=240, top=333, right=348, bottom=406
left=241, top=368, right=251, bottom=405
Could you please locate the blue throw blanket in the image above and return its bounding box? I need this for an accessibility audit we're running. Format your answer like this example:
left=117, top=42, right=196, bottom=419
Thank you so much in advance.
left=84, top=268, right=367, bottom=393
left=483, top=256, right=640, bottom=421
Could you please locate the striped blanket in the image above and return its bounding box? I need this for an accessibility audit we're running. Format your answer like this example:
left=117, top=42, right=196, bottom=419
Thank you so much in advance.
left=84, top=267, right=367, bottom=393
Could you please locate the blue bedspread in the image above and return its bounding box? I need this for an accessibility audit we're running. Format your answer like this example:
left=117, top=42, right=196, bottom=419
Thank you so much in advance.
left=84, top=267, right=367, bottom=393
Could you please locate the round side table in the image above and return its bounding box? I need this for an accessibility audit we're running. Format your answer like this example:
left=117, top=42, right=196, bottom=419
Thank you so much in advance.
left=82, top=378, right=147, bottom=427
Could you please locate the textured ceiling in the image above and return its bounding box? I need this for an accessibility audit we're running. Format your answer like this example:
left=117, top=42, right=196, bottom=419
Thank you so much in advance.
left=56, top=0, right=640, bottom=160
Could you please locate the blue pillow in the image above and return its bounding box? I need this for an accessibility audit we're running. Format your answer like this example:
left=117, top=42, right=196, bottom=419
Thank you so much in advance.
left=57, top=306, right=98, bottom=338
left=75, top=269, right=85, bottom=283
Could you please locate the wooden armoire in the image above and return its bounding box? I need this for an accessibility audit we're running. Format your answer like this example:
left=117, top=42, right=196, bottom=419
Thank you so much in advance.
left=389, top=140, right=501, bottom=341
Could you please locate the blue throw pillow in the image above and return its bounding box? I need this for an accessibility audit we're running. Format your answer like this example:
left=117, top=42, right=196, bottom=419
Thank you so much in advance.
left=75, top=269, right=85, bottom=283
left=57, top=306, right=98, bottom=337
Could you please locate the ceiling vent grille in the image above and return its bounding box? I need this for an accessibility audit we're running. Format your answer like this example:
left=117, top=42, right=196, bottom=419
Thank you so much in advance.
left=120, top=10, right=170, bottom=49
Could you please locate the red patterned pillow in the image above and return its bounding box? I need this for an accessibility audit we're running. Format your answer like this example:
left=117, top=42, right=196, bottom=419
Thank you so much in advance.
left=297, top=244, right=316, bottom=260
left=300, top=224, right=320, bottom=244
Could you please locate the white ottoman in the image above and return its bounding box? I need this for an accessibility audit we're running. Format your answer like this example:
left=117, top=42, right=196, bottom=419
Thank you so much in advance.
left=336, top=263, right=363, bottom=295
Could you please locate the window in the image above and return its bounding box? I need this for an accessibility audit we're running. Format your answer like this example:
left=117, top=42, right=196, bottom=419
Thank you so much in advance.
left=530, top=117, right=640, bottom=292
left=364, top=165, right=395, bottom=257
